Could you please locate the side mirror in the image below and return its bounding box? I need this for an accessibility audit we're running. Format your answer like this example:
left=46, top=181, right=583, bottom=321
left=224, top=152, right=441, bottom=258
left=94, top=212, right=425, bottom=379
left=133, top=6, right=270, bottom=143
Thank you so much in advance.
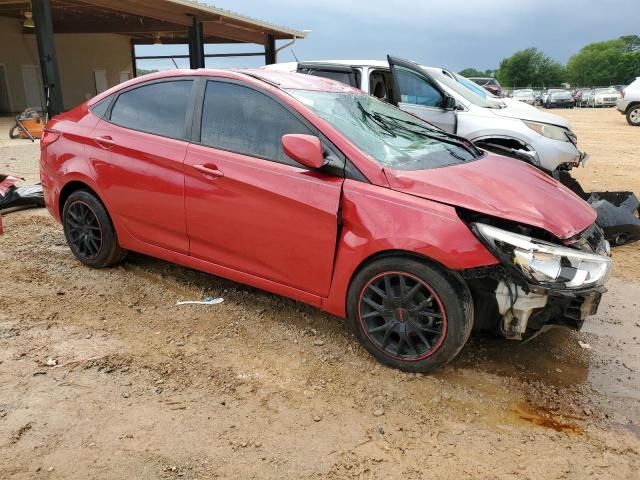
left=444, top=95, right=457, bottom=110
left=282, top=134, right=326, bottom=169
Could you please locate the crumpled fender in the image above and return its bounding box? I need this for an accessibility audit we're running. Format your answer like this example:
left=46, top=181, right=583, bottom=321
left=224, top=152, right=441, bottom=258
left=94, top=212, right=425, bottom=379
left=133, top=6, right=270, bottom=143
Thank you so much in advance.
left=322, top=179, right=498, bottom=317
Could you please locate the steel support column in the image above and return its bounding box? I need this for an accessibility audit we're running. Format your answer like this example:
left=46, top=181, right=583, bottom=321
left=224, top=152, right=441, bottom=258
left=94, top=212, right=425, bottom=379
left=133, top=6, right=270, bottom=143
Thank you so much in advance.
left=130, top=40, right=138, bottom=78
left=265, top=34, right=276, bottom=65
left=31, top=0, right=64, bottom=118
left=188, top=17, right=205, bottom=69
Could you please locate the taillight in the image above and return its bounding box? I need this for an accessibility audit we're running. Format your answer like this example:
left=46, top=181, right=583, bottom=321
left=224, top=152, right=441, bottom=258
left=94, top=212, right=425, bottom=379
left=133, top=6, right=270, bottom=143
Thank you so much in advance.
left=41, top=129, right=60, bottom=148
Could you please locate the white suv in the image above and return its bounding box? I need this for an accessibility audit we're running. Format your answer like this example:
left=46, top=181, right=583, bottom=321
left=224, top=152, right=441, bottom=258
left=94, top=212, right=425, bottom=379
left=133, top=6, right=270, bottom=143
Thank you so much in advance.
left=264, top=57, right=588, bottom=175
left=617, top=78, right=640, bottom=126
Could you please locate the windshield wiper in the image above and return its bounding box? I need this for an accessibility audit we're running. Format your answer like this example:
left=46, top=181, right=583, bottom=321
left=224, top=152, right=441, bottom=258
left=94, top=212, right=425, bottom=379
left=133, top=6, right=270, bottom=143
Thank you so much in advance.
left=373, top=112, right=482, bottom=157
left=356, top=104, right=402, bottom=139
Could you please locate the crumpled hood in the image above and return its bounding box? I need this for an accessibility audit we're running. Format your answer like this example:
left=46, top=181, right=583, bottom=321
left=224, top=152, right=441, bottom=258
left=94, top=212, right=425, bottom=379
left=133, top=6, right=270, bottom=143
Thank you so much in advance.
left=493, top=100, right=573, bottom=130
left=385, top=154, right=596, bottom=240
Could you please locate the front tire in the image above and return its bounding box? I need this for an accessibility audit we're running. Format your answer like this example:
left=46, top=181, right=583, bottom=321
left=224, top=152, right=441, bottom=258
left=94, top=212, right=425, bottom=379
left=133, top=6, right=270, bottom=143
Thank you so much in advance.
left=346, top=257, right=473, bottom=373
left=626, top=105, right=640, bottom=126
left=62, top=190, right=127, bottom=268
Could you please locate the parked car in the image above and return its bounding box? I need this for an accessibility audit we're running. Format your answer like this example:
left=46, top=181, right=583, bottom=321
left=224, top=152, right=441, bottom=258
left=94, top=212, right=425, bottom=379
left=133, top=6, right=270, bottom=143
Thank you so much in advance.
left=572, top=88, right=590, bottom=106
left=468, top=77, right=504, bottom=97
left=512, top=89, right=536, bottom=105
left=266, top=59, right=588, bottom=175
left=577, top=89, right=594, bottom=107
left=589, top=87, right=621, bottom=107
left=540, top=88, right=564, bottom=106
left=41, top=68, right=611, bottom=372
left=533, top=90, right=543, bottom=105
left=544, top=90, right=575, bottom=109
left=617, top=77, right=640, bottom=125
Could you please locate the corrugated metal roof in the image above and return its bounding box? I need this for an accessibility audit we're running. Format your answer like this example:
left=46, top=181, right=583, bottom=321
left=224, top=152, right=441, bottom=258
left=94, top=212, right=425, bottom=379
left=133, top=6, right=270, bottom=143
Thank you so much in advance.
left=168, top=0, right=308, bottom=38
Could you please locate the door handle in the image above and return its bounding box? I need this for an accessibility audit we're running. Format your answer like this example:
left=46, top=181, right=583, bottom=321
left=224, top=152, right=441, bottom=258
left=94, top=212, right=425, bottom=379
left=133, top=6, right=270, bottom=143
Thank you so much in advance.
left=193, top=164, right=224, bottom=178
left=93, top=135, right=115, bottom=148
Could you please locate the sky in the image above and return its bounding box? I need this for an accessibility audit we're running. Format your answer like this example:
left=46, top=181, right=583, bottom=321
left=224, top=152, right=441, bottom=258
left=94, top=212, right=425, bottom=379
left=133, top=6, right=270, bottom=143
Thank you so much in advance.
left=136, top=0, right=640, bottom=72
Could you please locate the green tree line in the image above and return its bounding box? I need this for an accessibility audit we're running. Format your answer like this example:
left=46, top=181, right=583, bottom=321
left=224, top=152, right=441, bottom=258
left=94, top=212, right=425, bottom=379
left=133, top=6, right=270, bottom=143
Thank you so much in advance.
left=459, top=35, right=640, bottom=88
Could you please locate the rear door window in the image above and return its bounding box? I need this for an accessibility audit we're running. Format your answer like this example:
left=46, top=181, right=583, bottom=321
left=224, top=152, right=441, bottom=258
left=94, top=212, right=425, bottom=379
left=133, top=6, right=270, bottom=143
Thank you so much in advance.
left=200, top=81, right=313, bottom=167
left=110, top=80, right=193, bottom=139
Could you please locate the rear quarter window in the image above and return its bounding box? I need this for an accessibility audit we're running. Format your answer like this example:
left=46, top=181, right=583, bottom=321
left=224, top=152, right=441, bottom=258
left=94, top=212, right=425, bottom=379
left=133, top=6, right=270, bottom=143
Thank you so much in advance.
left=90, top=95, right=114, bottom=118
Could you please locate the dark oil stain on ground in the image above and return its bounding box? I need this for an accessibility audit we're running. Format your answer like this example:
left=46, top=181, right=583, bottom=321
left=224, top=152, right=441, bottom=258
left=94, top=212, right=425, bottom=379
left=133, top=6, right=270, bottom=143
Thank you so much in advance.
left=511, top=402, right=583, bottom=434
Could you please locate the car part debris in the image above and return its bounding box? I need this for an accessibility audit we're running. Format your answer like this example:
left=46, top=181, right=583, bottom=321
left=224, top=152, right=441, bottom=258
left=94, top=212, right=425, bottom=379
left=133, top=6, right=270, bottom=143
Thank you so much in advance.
left=176, top=297, right=224, bottom=306
left=0, top=174, right=45, bottom=212
left=556, top=172, right=640, bottom=247
left=589, top=192, right=640, bottom=246
left=495, top=281, right=548, bottom=340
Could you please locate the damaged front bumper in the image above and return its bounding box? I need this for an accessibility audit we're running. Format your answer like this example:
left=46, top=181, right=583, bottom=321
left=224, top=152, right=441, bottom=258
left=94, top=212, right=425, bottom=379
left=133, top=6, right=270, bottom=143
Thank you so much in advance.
left=495, top=280, right=604, bottom=340
left=463, top=267, right=605, bottom=340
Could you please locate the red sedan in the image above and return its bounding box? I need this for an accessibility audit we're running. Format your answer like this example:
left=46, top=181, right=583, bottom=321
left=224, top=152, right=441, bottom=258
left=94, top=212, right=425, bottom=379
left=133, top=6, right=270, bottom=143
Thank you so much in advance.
left=40, top=69, right=611, bottom=372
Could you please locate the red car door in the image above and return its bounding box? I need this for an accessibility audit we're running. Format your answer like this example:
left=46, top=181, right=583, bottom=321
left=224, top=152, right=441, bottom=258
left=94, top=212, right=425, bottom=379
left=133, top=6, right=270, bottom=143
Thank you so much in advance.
left=184, top=80, right=343, bottom=297
left=90, top=79, right=195, bottom=253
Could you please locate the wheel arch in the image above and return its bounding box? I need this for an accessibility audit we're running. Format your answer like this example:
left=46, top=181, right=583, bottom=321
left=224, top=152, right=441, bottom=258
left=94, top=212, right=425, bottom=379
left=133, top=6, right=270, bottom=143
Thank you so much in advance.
left=472, top=135, right=540, bottom=166
left=350, top=249, right=453, bottom=281
left=625, top=101, right=640, bottom=113
left=344, top=249, right=471, bottom=315
left=58, top=179, right=104, bottom=218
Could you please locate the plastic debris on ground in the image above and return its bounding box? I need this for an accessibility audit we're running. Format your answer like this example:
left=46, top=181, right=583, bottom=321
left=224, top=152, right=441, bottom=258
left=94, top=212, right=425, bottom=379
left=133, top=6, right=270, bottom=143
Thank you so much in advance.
left=176, top=296, right=224, bottom=306
left=589, top=191, right=640, bottom=246
left=578, top=340, right=592, bottom=350
left=0, top=173, right=45, bottom=212
left=555, top=171, right=640, bottom=247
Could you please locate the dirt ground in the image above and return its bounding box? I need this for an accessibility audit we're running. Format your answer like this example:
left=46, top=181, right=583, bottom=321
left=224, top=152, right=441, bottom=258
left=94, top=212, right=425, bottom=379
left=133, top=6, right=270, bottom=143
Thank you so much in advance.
left=0, top=108, right=639, bottom=479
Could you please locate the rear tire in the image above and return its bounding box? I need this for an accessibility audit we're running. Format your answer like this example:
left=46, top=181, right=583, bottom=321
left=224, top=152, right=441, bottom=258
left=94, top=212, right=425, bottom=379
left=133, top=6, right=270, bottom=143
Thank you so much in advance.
left=626, top=105, right=640, bottom=126
left=62, top=190, right=127, bottom=268
left=346, top=256, right=473, bottom=373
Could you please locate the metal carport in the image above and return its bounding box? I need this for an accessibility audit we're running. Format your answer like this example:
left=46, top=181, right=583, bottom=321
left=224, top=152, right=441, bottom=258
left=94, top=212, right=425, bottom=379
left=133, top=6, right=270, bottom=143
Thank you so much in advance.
left=0, top=0, right=307, bottom=117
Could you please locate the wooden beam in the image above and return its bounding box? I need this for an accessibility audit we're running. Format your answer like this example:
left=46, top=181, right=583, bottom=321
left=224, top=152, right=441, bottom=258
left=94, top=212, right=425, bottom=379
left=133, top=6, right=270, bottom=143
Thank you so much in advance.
left=71, top=0, right=193, bottom=26
left=71, top=0, right=264, bottom=43
left=31, top=18, right=186, bottom=34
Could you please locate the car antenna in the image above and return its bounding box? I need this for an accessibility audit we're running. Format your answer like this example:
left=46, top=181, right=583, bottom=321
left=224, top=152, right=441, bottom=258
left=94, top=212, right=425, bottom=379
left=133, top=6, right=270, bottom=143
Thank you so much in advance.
left=291, top=49, right=299, bottom=62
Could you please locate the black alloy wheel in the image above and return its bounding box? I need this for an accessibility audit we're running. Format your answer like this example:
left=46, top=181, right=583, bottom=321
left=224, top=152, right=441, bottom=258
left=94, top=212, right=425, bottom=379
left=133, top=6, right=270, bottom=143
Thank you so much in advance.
left=62, top=189, right=127, bottom=268
left=65, top=200, right=103, bottom=260
left=358, top=271, right=446, bottom=361
left=346, top=257, right=473, bottom=373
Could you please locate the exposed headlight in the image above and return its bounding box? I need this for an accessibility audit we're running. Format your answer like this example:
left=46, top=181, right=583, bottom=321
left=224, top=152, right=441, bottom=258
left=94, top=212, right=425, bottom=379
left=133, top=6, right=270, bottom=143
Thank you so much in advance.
left=523, top=120, right=572, bottom=142
left=474, top=223, right=611, bottom=289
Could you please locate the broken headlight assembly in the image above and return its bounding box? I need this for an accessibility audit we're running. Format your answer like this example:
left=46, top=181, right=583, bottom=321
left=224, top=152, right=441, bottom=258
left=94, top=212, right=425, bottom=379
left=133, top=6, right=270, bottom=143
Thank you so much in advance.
left=473, top=223, right=611, bottom=289
left=522, top=120, right=573, bottom=143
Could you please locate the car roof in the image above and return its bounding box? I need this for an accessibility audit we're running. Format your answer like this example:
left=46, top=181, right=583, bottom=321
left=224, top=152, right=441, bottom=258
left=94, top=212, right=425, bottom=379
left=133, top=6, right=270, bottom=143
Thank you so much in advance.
left=295, top=59, right=390, bottom=68
left=90, top=67, right=361, bottom=105
left=243, top=68, right=361, bottom=92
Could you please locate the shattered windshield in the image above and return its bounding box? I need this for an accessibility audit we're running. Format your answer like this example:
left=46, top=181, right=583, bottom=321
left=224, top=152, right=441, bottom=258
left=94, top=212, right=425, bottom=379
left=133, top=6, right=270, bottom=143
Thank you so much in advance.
left=288, top=89, right=480, bottom=171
